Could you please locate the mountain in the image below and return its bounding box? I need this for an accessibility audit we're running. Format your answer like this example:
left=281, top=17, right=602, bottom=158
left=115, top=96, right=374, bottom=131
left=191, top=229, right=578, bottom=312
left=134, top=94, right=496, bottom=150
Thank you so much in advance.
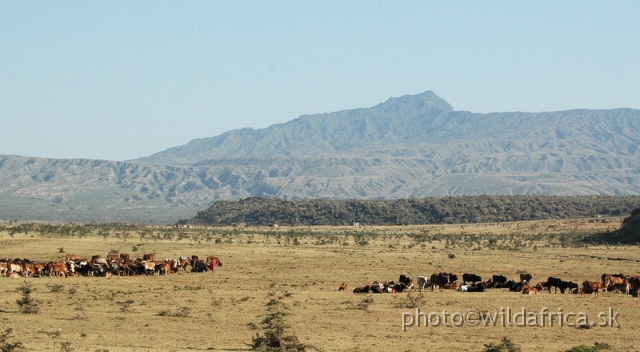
left=1, top=91, right=639, bottom=224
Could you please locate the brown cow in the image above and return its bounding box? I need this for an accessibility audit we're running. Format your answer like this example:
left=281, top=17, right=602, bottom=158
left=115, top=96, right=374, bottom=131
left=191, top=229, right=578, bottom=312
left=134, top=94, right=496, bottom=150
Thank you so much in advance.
left=33, top=262, right=46, bottom=277
left=46, top=261, right=67, bottom=278
left=444, top=282, right=459, bottom=290
left=154, top=262, right=171, bottom=276
left=0, top=262, right=8, bottom=276
left=178, top=256, right=190, bottom=271
left=611, top=280, right=630, bottom=295
left=338, top=283, right=348, bottom=291
left=65, top=253, right=78, bottom=261
left=523, top=287, right=538, bottom=294
left=430, top=273, right=450, bottom=292
left=143, top=253, right=157, bottom=262
left=106, top=254, right=120, bottom=263
left=582, top=280, right=605, bottom=297
left=23, top=263, right=36, bottom=278
left=604, top=275, right=627, bottom=288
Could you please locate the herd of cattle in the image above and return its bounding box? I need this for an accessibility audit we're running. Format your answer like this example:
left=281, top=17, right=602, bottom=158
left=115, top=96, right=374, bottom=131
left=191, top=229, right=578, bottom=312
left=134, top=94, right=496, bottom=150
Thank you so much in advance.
left=349, top=272, right=640, bottom=297
left=0, top=253, right=222, bottom=278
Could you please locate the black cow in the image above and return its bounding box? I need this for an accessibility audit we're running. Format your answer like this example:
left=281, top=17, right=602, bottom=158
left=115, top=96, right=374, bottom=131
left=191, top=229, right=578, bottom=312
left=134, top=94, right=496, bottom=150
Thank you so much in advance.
left=467, top=283, right=487, bottom=292
left=463, top=273, right=482, bottom=284
left=520, top=272, right=533, bottom=283
left=559, top=281, right=578, bottom=294
left=191, top=260, right=209, bottom=273
left=547, top=277, right=563, bottom=293
left=492, top=274, right=508, bottom=285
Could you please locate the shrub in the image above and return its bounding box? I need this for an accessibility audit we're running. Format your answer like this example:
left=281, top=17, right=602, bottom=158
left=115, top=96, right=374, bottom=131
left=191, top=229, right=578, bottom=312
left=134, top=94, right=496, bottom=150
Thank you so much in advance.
left=16, top=281, right=39, bottom=314
left=0, top=328, right=23, bottom=352
left=484, top=337, right=521, bottom=352
left=566, top=342, right=611, bottom=352
left=393, top=292, right=426, bottom=309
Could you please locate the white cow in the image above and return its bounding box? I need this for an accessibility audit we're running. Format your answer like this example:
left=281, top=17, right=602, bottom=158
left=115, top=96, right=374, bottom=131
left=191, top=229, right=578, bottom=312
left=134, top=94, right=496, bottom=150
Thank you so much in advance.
left=417, top=276, right=431, bottom=292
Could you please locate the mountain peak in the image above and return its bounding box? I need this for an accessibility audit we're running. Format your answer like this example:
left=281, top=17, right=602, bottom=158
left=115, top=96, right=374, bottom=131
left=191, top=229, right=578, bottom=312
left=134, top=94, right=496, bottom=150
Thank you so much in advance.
left=375, top=91, right=454, bottom=113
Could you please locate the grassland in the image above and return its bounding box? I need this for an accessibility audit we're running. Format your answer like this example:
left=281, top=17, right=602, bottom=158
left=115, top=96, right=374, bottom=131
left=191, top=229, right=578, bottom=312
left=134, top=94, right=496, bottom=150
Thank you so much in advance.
left=0, top=219, right=638, bottom=351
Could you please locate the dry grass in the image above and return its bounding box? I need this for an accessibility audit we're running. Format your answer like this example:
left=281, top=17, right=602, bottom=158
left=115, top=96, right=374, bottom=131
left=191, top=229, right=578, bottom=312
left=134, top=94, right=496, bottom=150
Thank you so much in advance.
left=0, top=219, right=638, bottom=351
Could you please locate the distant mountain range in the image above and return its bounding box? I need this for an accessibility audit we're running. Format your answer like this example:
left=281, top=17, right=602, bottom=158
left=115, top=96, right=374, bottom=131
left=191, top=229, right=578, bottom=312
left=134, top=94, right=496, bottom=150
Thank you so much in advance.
left=1, top=91, right=639, bottom=224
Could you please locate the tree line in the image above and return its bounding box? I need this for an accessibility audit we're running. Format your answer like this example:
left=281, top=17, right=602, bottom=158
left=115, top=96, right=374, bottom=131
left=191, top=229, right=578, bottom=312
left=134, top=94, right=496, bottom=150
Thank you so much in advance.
left=185, top=195, right=640, bottom=227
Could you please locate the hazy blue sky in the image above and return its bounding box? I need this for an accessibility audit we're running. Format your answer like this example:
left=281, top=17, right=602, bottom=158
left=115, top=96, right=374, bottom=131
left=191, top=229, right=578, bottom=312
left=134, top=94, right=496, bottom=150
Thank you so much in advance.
left=1, top=2, right=638, bottom=161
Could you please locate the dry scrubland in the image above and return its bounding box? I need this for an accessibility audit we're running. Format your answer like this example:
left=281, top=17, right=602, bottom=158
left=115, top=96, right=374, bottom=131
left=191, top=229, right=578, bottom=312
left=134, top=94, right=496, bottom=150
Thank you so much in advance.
left=0, top=219, right=639, bottom=351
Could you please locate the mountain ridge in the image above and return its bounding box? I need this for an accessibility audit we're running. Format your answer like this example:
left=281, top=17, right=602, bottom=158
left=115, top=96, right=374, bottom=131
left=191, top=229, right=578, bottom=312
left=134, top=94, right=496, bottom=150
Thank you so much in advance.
left=1, top=91, right=639, bottom=224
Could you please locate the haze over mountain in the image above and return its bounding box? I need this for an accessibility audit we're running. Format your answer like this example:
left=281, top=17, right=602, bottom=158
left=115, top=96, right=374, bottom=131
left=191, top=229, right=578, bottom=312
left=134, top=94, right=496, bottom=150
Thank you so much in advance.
left=1, top=91, right=639, bottom=224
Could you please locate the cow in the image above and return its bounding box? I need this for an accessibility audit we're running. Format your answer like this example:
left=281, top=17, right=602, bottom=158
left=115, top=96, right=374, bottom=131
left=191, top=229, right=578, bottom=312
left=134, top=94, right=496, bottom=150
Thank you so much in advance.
left=582, top=280, right=605, bottom=297
left=33, top=262, right=46, bottom=277
left=0, top=262, right=8, bottom=276
left=523, top=287, right=539, bottom=295
left=430, top=273, right=450, bottom=292
left=416, top=276, right=430, bottom=292
left=164, top=258, right=179, bottom=273
left=140, top=261, right=156, bottom=275
left=535, top=281, right=550, bottom=292
left=444, top=282, right=460, bottom=290
left=178, top=256, right=190, bottom=271
left=601, top=273, right=626, bottom=286
left=604, top=275, right=628, bottom=289
left=519, top=272, right=533, bottom=283
left=191, top=260, right=208, bottom=273
left=154, top=261, right=171, bottom=276
left=492, top=274, right=508, bottom=285
left=106, top=254, right=120, bottom=263
left=546, top=277, right=563, bottom=293
left=394, top=275, right=414, bottom=292
left=65, top=253, right=78, bottom=261
left=120, top=253, right=130, bottom=262
left=559, top=281, right=578, bottom=294
left=460, top=283, right=486, bottom=292
left=463, top=273, right=482, bottom=284
left=338, top=283, right=348, bottom=291
left=630, top=277, right=640, bottom=297
left=448, top=273, right=459, bottom=284
left=8, top=263, right=23, bottom=277
left=22, top=263, right=36, bottom=278
left=142, top=253, right=157, bottom=262
left=353, top=285, right=371, bottom=293
left=612, top=281, right=630, bottom=295
left=515, top=283, right=530, bottom=292
left=46, top=261, right=67, bottom=278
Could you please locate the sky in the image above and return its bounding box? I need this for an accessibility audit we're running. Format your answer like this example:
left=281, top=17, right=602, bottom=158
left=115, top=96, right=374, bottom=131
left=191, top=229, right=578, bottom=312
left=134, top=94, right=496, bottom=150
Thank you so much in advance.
left=1, top=2, right=639, bottom=161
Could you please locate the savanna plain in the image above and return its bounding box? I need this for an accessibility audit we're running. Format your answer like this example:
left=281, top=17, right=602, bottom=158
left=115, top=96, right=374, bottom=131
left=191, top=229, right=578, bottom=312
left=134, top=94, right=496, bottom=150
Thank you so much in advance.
left=0, top=219, right=638, bottom=352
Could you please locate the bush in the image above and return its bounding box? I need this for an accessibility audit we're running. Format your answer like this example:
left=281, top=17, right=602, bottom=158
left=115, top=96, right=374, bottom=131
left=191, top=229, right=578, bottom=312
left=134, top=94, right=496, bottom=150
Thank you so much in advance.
left=0, top=328, right=23, bottom=351
left=249, top=294, right=320, bottom=351
left=484, top=337, right=521, bottom=352
left=16, top=281, right=39, bottom=314
left=566, top=342, right=611, bottom=352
